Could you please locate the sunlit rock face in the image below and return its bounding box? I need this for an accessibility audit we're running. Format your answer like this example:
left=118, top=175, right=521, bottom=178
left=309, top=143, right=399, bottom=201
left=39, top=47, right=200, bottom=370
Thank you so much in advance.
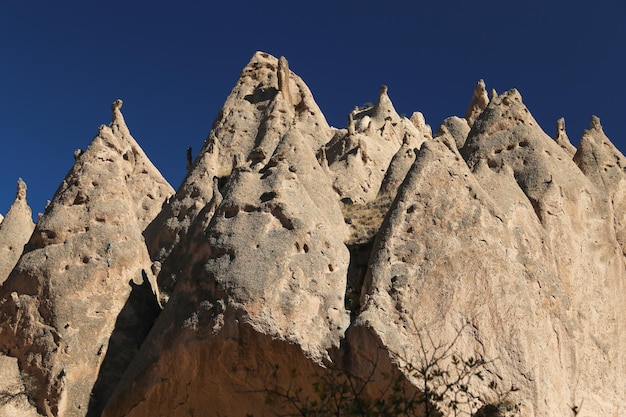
left=1, top=53, right=624, bottom=417
left=0, top=101, right=172, bottom=417
left=0, top=179, right=35, bottom=284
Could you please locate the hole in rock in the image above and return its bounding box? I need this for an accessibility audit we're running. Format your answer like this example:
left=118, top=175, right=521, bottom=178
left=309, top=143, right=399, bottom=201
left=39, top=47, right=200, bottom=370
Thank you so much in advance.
left=260, top=191, right=278, bottom=202
left=224, top=206, right=239, bottom=219
left=345, top=240, right=375, bottom=315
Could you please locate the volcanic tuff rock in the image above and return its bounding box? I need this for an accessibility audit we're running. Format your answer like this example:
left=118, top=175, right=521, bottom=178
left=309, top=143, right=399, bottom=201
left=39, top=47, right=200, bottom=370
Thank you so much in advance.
left=1, top=52, right=626, bottom=417
left=553, top=117, right=576, bottom=156
left=573, top=116, right=626, bottom=258
left=0, top=355, right=40, bottom=417
left=465, top=79, right=489, bottom=128
left=102, top=62, right=351, bottom=417
left=143, top=52, right=334, bottom=301
left=355, top=90, right=626, bottom=416
left=321, top=85, right=430, bottom=204
left=0, top=183, right=39, bottom=417
left=0, top=101, right=172, bottom=417
left=0, top=179, right=35, bottom=284
left=437, top=115, right=470, bottom=149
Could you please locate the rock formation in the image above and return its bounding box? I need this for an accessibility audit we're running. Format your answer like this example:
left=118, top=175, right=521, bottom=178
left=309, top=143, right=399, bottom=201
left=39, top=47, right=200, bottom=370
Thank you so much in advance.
left=321, top=85, right=428, bottom=204
left=0, top=179, right=35, bottom=284
left=0, top=101, right=172, bottom=417
left=143, top=52, right=333, bottom=301
left=1, top=52, right=625, bottom=417
left=553, top=117, right=576, bottom=156
left=465, top=79, right=489, bottom=127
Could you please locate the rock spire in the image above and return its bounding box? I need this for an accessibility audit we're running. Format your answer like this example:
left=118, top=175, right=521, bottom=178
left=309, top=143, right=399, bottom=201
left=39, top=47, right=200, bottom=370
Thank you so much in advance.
left=0, top=101, right=172, bottom=417
left=322, top=85, right=429, bottom=203
left=1, top=53, right=625, bottom=417
left=465, top=79, right=489, bottom=127
left=552, top=117, right=576, bottom=155
left=0, top=178, right=35, bottom=284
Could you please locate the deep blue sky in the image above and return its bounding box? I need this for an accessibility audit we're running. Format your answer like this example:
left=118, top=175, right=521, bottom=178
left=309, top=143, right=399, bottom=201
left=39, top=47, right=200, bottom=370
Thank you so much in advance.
left=1, top=1, right=625, bottom=217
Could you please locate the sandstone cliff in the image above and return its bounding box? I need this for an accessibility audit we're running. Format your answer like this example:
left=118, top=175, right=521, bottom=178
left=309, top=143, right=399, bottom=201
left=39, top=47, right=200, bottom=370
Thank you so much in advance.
left=1, top=53, right=624, bottom=417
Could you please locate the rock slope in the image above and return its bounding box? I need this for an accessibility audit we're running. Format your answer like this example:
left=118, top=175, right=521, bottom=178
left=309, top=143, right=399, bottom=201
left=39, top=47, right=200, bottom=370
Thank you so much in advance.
left=1, top=53, right=625, bottom=417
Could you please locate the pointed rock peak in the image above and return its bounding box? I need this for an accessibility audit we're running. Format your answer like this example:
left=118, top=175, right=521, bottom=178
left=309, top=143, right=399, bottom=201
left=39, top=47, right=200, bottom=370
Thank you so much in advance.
left=0, top=99, right=169, bottom=413
left=409, top=111, right=433, bottom=142
left=556, top=117, right=566, bottom=134
left=277, top=56, right=292, bottom=106
left=15, top=177, right=27, bottom=201
left=203, top=51, right=332, bottom=173
left=369, top=84, right=398, bottom=120
left=500, top=88, right=522, bottom=104
left=112, top=98, right=123, bottom=112
left=590, top=115, right=603, bottom=132
left=463, top=87, right=572, bottom=184
left=552, top=117, right=575, bottom=156
left=0, top=178, right=35, bottom=283
left=466, top=88, right=532, bottom=142
left=109, top=98, right=132, bottom=139
left=465, top=79, right=489, bottom=127
left=436, top=116, right=470, bottom=149
left=410, top=111, right=427, bottom=130
left=574, top=115, right=626, bottom=193
left=376, top=85, right=390, bottom=107
left=490, top=88, right=498, bottom=100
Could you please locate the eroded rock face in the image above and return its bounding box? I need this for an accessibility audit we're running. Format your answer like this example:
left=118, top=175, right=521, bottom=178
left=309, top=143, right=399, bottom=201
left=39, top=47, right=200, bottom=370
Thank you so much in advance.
left=377, top=111, right=433, bottom=199
left=553, top=117, right=576, bottom=156
left=356, top=89, right=626, bottom=416
left=0, top=355, right=42, bottom=417
left=144, top=52, right=334, bottom=301
left=574, top=115, right=626, bottom=257
left=437, top=115, right=470, bottom=149
left=0, top=179, right=35, bottom=284
left=465, top=79, right=489, bottom=128
left=103, top=126, right=350, bottom=417
left=2, top=53, right=626, bottom=417
left=322, top=86, right=429, bottom=203
left=0, top=102, right=172, bottom=417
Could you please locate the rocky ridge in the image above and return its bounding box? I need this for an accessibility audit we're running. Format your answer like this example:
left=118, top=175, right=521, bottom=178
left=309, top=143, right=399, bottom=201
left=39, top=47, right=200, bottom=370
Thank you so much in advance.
left=0, top=52, right=624, bottom=417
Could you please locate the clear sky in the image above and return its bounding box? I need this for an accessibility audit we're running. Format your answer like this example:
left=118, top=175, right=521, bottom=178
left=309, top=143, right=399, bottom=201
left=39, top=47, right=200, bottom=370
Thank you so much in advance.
left=1, top=1, right=625, bottom=217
